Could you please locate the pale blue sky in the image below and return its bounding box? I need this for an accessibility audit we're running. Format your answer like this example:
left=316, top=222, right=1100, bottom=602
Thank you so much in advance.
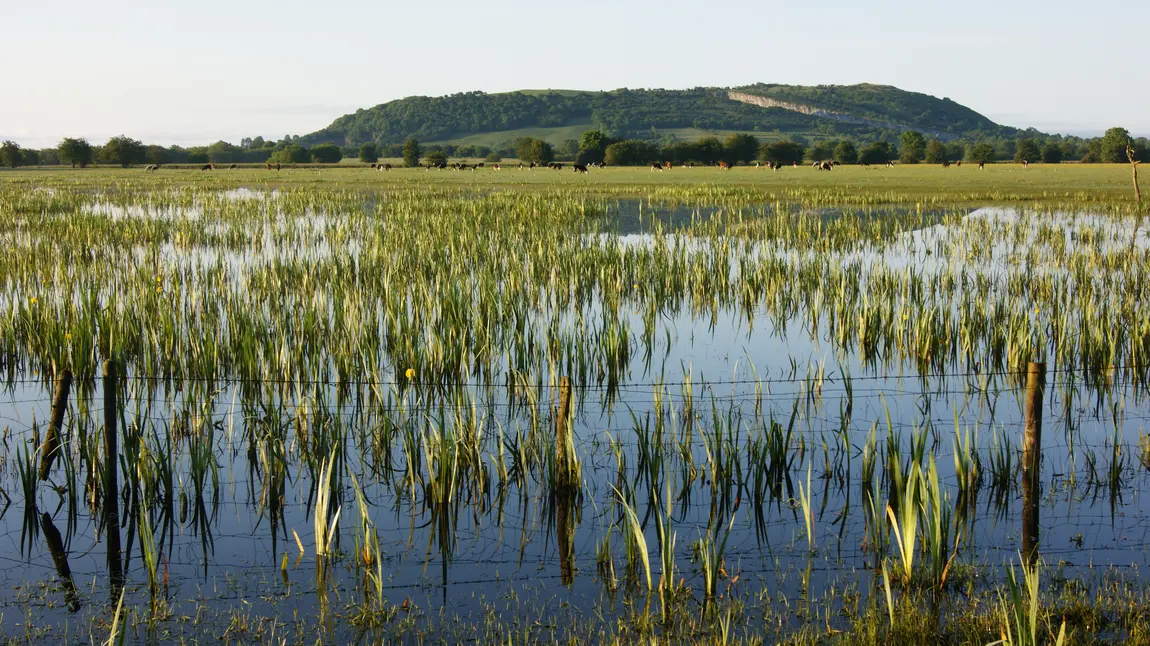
left=2, top=0, right=1145, bottom=147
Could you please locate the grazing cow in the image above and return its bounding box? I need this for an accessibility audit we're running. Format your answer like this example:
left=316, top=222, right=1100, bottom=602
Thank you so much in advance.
left=476, top=163, right=484, bottom=168
left=718, top=161, right=732, bottom=170
left=573, top=164, right=588, bottom=174
left=519, top=163, right=525, bottom=169
left=492, top=164, right=500, bottom=171
left=978, top=161, right=986, bottom=170
left=229, top=164, right=237, bottom=170
left=201, top=164, right=213, bottom=171
left=266, top=162, right=272, bottom=170
left=550, top=162, right=563, bottom=170
left=943, top=161, right=950, bottom=168
left=378, top=163, right=392, bottom=171
left=956, top=161, right=962, bottom=167
left=818, top=161, right=833, bottom=171
left=370, top=163, right=377, bottom=169
left=664, top=161, right=672, bottom=170
left=1023, top=160, right=1030, bottom=169
left=650, top=162, right=664, bottom=172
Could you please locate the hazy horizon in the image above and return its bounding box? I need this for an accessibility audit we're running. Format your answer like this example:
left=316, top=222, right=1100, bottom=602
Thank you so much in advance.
left=3, top=0, right=1147, bottom=148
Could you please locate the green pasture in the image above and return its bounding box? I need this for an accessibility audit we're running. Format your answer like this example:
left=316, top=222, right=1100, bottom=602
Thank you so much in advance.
left=1, top=162, right=1143, bottom=207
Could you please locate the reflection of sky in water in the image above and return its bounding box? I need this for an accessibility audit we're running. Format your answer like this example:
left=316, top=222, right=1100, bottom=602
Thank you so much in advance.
left=1, top=196, right=1149, bottom=639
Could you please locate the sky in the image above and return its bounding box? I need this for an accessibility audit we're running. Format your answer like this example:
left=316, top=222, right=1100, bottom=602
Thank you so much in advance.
left=2, top=0, right=1146, bottom=148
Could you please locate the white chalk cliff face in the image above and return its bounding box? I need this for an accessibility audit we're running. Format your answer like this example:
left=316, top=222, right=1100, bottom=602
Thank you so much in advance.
left=727, top=91, right=949, bottom=139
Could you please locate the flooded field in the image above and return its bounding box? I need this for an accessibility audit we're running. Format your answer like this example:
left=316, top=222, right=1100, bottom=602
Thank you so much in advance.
left=1, top=178, right=1150, bottom=644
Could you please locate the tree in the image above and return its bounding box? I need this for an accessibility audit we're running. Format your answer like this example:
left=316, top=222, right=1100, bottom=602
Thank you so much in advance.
left=358, top=143, right=379, bottom=163
left=833, top=141, right=858, bottom=165
left=515, top=138, right=554, bottom=164
left=1101, top=127, right=1132, bottom=163
left=21, top=149, right=40, bottom=166
left=899, top=131, right=926, bottom=164
left=1041, top=144, right=1063, bottom=164
left=967, top=143, right=997, bottom=164
left=425, top=150, right=448, bottom=166
left=603, top=140, right=660, bottom=166
left=485, top=152, right=503, bottom=162
left=578, top=130, right=612, bottom=164
left=403, top=138, right=421, bottom=168
left=924, top=139, right=946, bottom=164
left=310, top=143, right=343, bottom=163
left=559, top=139, right=580, bottom=157
left=270, top=144, right=310, bottom=164
left=1081, top=139, right=1102, bottom=163
left=58, top=138, right=93, bottom=168
left=758, top=141, right=806, bottom=166
left=145, top=145, right=169, bottom=166
left=858, top=141, right=897, bottom=165
left=806, top=139, right=837, bottom=162
left=103, top=135, right=145, bottom=167
left=0, top=141, right=23, bottom=167
left=724, top=133, right=759, bottom=164
left=1014, top=139, right=1042, bottom=164
left=38, top=148, right=60, bottom=165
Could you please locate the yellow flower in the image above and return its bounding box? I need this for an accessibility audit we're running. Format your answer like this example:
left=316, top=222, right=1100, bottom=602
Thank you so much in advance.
left=902, top=313, right=909, bottom=321
left=405, top=368, right=416, bottom=380
left=29, top=297, right=37, bottom=305
left=65, top=332, right=72, bottom=340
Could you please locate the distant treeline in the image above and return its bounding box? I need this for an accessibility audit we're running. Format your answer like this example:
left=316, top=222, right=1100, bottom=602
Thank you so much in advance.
left=2, top=128, right=1145, bottom=169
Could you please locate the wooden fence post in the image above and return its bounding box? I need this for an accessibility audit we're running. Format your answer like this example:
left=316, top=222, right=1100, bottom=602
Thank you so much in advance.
left=1022, top=361, right=1045, bottom=564
left=555, top=376, right=574, bottom=488
left=38, top=369, right=73, bottom=480
left=103, top=360, right=123, bottom=590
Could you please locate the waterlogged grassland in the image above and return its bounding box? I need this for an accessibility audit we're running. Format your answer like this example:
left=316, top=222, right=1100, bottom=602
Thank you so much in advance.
left=0, top=169, right=1148, bottom=644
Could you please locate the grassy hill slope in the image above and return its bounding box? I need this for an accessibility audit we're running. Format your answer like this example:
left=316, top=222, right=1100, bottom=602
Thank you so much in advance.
left=300, top=84, right=1021, bottom=148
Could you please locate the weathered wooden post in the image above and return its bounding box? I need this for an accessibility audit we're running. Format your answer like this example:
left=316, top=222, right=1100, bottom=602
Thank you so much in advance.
left=555, top=376, right=574, bottom=488
left=103, top=360, right=123, bottom=591
left=1129, top=143, right=1142, bottom=205
left=1022, top=361, right=1045, bottom=564
left=38, top=369, right=73, bottom=480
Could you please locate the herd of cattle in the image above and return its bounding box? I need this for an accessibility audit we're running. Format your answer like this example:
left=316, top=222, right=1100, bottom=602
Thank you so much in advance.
left=142, top=158, right=991, bottom=172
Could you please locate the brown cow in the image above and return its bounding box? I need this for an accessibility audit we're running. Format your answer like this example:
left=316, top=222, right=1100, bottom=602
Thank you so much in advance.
left=200, top=164, right=213, bottom=171
left=718, top=161, right=732, bottom=170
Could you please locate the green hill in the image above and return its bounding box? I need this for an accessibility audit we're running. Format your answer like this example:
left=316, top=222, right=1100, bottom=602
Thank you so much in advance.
left=299, top=84, right=1021, bottom=149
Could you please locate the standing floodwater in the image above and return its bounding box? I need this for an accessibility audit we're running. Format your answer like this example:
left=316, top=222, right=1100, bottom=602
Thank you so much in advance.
left=1, top=184, right=1150, bottom=643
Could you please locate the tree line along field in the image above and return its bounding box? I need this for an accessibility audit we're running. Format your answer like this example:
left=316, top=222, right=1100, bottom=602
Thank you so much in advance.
left=0, top=163, right=1144, bottom=206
